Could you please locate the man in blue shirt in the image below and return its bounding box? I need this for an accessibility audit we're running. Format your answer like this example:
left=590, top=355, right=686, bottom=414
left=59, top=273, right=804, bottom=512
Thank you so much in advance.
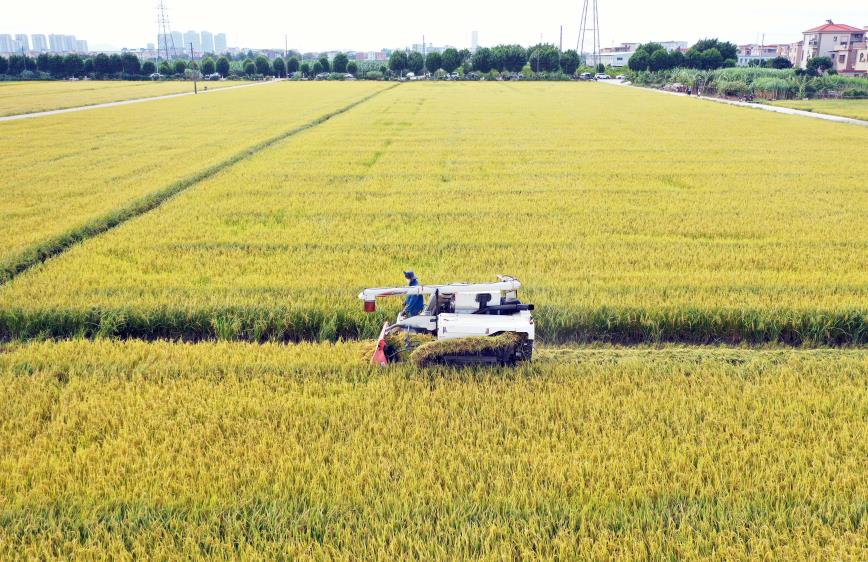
left=401, top=271, right=424, bottom=318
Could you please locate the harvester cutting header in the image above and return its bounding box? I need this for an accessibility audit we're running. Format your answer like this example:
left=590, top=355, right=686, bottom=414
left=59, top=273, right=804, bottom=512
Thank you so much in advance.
left=359, top=275, right=535, bottom=366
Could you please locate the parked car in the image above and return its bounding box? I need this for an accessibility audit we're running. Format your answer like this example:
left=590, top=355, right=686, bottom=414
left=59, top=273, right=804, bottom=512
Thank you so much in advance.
left=314, top=73, right=329, bottom=80
left=149, top=72, right=163, bottom=80
left=594, top=73, right=611, bottom=80
left=206, top=73, right=222, bottom=81
left=615, top=75, right=626, bottom=80
left=578, top=72, right=592, bottom=80
left=343, top=73, right=356, bottom=80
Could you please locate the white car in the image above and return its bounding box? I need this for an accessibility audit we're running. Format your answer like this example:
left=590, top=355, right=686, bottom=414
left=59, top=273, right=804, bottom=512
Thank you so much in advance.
left=594, top=73, right=611, bottom=80
left=615, top=75, right=626, bottom=80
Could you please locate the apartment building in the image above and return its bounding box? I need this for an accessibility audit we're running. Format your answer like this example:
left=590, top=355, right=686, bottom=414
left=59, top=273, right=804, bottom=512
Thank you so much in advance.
left=801, top=20, right=865, bottom=75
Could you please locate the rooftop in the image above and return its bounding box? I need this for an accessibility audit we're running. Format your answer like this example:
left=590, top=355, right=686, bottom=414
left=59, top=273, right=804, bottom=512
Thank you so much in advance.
left=804, top=21, right=864, bottom=33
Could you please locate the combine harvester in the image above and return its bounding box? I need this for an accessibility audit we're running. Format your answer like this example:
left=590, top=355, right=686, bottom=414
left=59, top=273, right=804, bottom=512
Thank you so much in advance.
left=358, top=275, right=535, bottom=366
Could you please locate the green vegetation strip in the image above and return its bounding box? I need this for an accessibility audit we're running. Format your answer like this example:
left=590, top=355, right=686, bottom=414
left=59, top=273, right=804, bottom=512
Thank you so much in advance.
left=0, top=84, right=399, bottom=286
left=1, top=304, right=864, bottom=346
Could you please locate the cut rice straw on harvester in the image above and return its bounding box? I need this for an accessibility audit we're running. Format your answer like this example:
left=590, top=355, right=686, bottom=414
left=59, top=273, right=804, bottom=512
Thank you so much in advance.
left=410, top=332, right=521, bottom=367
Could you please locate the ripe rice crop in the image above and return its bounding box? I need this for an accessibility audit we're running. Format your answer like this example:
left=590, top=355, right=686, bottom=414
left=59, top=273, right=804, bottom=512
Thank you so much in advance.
left=0, top=81, right=390, bottom=277
left=0, top=340, right=865, bottom=560
left=1, top=83, right=866, bottom=344
left=0, top=79, right=253, bottom=116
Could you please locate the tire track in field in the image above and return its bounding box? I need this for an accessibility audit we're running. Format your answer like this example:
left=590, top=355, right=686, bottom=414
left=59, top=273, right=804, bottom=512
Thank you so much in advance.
left=0, top=83, right=400, bottom=286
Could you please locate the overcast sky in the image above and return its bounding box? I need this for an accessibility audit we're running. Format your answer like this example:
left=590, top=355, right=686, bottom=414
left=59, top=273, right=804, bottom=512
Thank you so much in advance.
left=5, top=0, right=866, bottom=52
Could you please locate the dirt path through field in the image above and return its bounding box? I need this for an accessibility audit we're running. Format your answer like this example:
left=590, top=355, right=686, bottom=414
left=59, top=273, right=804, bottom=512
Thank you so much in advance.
left=0, top=79, right=283, bottom=122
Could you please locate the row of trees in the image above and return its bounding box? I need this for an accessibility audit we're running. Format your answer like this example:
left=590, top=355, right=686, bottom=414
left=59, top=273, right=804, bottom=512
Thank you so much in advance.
left=628, top=39, right=740, bottom=72
left=387, top=44, right=585, bottom=76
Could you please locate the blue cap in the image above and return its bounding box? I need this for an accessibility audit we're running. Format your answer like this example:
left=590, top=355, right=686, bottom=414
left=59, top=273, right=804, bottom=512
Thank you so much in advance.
left=403, top=271, right=416, bottom=279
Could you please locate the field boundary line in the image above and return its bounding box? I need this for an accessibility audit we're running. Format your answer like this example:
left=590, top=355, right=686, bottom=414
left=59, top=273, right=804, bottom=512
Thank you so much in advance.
left=599, top=80, right=868, bottom=127
left=0, top=83, right=400, bottom=286
left=0, top=79, right=286, bottom=122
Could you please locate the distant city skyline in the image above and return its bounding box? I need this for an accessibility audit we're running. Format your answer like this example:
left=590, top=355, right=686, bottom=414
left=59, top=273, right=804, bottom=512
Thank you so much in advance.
left=3, top=0, right=866, bottom=53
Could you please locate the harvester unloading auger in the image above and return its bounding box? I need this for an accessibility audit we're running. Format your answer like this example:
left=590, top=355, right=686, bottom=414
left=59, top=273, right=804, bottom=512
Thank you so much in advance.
left=358, top=275, right=535, bottom=366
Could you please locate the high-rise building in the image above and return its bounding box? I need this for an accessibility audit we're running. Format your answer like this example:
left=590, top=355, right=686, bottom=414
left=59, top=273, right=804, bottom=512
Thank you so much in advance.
left=171, top=31, right=183, bottom=52
left=63, top=35, right=77, bottom=52
left=48, top=34, right=65, bottom=52
left=214, top=33, right=227, bottom=52
left=471, top=30, right=478, bottom=52
left=75, top=39, right=88, bottom=53
left=200, top=30, right=214, bottom=52
left=31, top=34, right=48, bottom=51
left=15, top=34, right=29, bottom=52
left=0, top=34, right=13, bottom=53
left=183, top=30, right=200, bottom=52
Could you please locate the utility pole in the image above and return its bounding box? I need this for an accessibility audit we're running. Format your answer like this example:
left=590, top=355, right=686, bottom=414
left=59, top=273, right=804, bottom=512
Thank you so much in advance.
left=191, top=42, right=197, bottom=94
left=559, top=25, right=563, bottom=69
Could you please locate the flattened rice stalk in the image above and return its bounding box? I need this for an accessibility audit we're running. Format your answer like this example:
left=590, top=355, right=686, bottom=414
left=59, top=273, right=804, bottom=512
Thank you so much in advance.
left=384, top=331, right=435, bottom=362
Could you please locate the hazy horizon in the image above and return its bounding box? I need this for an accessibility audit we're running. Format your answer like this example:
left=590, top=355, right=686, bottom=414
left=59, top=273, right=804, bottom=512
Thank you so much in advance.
left=5, top=0, right=866, bottom=53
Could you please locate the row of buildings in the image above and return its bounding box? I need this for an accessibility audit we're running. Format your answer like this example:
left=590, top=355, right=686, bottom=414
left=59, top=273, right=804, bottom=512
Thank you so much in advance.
left=0, top=33, right=88, bottom=55
left=736, top=21, right=867, bottom=76
left=595, top=41, right=688, bottom=67
left=154, top=31, right=227, bottom=55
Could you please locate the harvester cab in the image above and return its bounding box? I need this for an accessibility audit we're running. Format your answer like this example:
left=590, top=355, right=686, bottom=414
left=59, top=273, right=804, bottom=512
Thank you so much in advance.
left=358, top=275, right=535, bottom=366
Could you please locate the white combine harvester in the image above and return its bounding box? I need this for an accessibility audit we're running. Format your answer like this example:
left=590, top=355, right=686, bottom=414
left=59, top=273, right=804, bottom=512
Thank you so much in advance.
left=358, top=275, right=535, bottom=366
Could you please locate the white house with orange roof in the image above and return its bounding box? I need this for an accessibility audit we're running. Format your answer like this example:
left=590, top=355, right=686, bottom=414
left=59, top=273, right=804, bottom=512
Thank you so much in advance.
left=800, top=20, right=866, bottom=75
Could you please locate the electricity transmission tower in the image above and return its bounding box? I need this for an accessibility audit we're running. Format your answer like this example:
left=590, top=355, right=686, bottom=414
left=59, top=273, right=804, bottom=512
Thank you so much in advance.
left=576, top=0, right=601, bottom=68
left=156, top=0, right=178, bottom=65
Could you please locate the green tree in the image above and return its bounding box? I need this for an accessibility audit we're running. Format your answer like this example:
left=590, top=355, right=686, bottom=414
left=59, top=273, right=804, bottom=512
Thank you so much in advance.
left=700, top=48, right=723, bottom=70
left=287, top=57, right=299, bottom=73
left=243, top=60, right=256, bottom=76
left=142, top=60, right=156, bottom=75
left=83, top=58, right=94, bottom=74
left=765, top=56, right=792, bottom=69
left=255, top=55, right=270, bottom=75
left=559, top=49, right=580, bottom=75
left=36, top=53, right=51, bottom=72
left=441, top=48, right=460, bottom=72
left=471, top=47, right=493, bottom=72
left=8, top=55, right=25, bottom=75
left=528, top=44, right=559, bottom=72
left=332, top=52, right=348, bottom=73
left=596, top=63, right=605, bottom=73
left=649, top=49, right=671, bottom=71
left=691, top=38, right=737, bottom=62
left=389, top=50, right=408, bottom=74
left=94, top=53, right=111, bottom=74
left=318, top=55, right=330, bottom=72
left=425, top=51, right=442, bottom=72
left=272, top=56, right=285, bottom=77
left=159, top=61, right=172, bottom=75
left=806, top=56, right=833, bottom=76
left=492, top=44, right=526, bottom=72
left=670, top=50, right=685, bottom=68
left=173, top=60, right=187, bottom=75
left=312, top=61, right=323, bottom=74
left=407, top=51, right=424, bottom=74
left=0, top=56, right=7, bottom=75
left=300, top=62, right=311, bottom=76
left=108, top=54, right=124, bottom=73
left=201, top=57, right=216, bottom=75
left=346, top=61, right=358, bottom=76
left=64, top=54, right=84, bottom=77
left=216, top=56, right=230, bottom=77
left=120, top=52, right=140, bottom=74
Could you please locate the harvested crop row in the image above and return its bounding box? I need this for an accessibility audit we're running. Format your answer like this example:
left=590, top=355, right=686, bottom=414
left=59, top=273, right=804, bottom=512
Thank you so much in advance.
left=1, top=340, right=866, bottom=560
left=0, top=81, right=390, bottom=268
left=1, top=83, right=866, bottom=344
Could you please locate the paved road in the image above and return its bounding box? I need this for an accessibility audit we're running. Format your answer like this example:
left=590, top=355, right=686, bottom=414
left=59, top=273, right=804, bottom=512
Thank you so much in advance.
left=0, top=79, right=284, bottom=123
left=601, top=79, right=868, bottom=127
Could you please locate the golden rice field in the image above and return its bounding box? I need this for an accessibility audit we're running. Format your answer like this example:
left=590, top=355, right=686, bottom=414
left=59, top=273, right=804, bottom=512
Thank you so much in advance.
left=0, top=81, right=390, bottom=278
left=0, top=340, right=865, bottom=560
left=768, top=98, right=868, bottom=121
left=0, top=79, right=253, bottom=116
left=1, top=83, right=865, bottom=344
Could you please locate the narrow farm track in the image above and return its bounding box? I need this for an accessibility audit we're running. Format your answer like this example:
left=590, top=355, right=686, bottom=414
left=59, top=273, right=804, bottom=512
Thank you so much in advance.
left=0, top=79, right=281, bottom=122
left=0, top=83, right=400, bottom=286
left=600, top=79, right=868, bottom=127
